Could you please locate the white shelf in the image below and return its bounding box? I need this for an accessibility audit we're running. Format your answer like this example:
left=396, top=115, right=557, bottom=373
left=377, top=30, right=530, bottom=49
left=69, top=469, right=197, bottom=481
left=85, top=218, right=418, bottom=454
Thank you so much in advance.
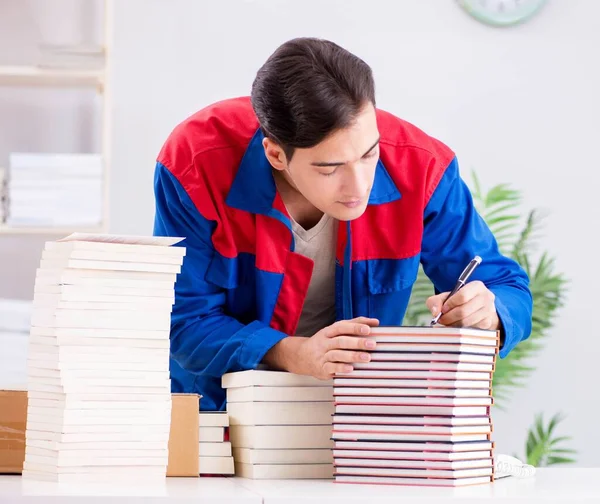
left=0, top=225, right=105, bottom=235
left=0, top=65, right=103, bottom=88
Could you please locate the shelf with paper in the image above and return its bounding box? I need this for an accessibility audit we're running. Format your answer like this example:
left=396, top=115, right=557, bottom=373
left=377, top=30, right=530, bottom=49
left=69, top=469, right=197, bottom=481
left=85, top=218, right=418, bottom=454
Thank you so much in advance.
left=0, top=66, right=103, bottom=89
left=0, top=225, right=106, bottom=235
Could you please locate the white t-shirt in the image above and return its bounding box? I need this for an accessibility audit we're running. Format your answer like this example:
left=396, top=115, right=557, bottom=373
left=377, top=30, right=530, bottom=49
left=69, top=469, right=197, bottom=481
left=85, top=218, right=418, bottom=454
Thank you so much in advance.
left=289, top=213, right=338, bottom=337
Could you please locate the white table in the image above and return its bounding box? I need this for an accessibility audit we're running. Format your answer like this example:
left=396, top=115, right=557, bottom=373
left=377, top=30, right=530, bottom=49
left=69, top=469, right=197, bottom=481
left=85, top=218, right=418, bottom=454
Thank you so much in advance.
left=1, top=469, right=599, bottom=503
left=239, top=469, right=600, bottom=503
left=0, top=475, right=261, bottom=504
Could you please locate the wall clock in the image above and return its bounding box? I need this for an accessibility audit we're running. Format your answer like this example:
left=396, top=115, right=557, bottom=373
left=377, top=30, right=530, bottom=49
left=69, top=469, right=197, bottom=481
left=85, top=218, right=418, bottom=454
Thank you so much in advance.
left=456, top=0, right=548, bottom=27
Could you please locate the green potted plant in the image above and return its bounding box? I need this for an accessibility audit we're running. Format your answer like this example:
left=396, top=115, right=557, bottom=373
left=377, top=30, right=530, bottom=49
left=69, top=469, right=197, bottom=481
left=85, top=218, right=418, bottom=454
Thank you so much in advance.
left=404, top=172, right=576, bottom=466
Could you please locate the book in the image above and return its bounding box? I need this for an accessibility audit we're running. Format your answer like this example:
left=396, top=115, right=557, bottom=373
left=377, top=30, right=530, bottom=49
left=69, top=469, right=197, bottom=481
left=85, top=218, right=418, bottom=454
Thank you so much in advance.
left=199, top=456, right=234, bottom=475
left=353, top=361, right=494, bottom=372
left=332, top=415, right=490, bottom=426
left=228, top=425, right=334, bottom=450
left=198, top=426, right=225, bottom=443
left=200, top=442, right=232, bottom=457
left=333, top=378, right=491, bottom=389
left=368, top=327, right=499, bottom=346
left=367, top=352, right=494, bottom=364
left=334, top=475, right=493, bottom=487
left=333, top=457, right=493, bottom=470
left=198, top=412, right=229, bottom=428
left=226, top=401, right=334, bottom=426
left=232, top=447, right=333, bottom=465
left=333, top=440, right=494, bottom=452
left=227, top=386, right=334, bottom=403
left=222, top=369, right=332, bottom=388
left=234, top=462, right=333, bottom=480
left=332, top=448, right=492, bottom=461
left=333, top=387, right=491, bottom=397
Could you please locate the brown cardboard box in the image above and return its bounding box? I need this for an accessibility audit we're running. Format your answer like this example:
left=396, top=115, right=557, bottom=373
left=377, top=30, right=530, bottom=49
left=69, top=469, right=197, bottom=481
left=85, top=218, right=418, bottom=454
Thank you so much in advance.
left=1, top=391, right=200, bottom=477
left=166, top=393, right=200, bottom=477
left=0, top=390, right=27, bottom=474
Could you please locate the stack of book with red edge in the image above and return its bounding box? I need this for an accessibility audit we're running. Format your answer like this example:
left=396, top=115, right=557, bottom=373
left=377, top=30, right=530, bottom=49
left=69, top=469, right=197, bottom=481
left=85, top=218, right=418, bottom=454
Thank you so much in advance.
left=333, top=326, right=499, bottom=487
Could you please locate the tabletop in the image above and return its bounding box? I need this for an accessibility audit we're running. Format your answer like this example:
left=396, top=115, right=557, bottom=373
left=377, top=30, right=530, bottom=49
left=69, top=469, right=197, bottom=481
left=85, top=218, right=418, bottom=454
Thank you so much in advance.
left=238, top=468, right=600, bottom=503
left=1, top=468, right=599, bottom=503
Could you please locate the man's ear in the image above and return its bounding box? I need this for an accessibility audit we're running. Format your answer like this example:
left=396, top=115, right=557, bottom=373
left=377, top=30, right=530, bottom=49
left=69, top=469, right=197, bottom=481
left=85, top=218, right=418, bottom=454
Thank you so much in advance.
left=262, top=138, right=288, bottom=172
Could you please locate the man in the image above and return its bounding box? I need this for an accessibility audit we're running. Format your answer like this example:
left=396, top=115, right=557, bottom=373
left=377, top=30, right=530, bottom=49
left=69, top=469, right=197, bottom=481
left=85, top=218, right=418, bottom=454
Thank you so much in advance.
left=153, top=38, right=532, bottom=411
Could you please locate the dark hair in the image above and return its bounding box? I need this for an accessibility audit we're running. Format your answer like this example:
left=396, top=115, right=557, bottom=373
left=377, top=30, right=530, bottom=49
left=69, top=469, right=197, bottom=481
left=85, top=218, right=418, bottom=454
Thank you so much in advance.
left=251, top=37, right=375, bottom=160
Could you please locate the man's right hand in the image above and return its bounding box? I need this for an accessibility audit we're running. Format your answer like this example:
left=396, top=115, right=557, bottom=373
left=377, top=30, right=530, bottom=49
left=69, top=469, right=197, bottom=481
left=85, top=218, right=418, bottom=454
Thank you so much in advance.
left=262, top=317, right=379, bottom=380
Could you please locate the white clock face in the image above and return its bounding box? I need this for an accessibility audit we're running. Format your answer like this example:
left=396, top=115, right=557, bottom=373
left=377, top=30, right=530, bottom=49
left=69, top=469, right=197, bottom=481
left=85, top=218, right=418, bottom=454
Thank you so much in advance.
left=456, top=0, right=548, bottom=26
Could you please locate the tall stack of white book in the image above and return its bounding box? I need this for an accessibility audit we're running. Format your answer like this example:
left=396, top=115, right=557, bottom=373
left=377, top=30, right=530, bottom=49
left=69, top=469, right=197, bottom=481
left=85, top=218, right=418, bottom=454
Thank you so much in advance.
left=198, top=412, right=234, bottom=475
left=332, top=326, right=499, bottom=487
left=7, top=153, right=103, bottom=227
left=22, top=233, right=186, bottom=482
left=223, top=370, right=334, bottom=479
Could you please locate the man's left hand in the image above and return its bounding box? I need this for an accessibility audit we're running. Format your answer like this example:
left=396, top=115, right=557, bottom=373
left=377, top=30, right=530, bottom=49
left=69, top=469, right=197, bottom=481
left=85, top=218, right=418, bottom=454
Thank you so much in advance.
left=426, top=281, right=500, bottom=330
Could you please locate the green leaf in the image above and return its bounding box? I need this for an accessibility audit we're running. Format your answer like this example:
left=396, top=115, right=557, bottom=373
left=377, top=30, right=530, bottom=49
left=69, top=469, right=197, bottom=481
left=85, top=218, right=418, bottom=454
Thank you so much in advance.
left=549, top=448, right=577, bottom=454
left=527, top=439, right=546, bottom=467
left=523, top=413, right=577, bottom=467
left=547, top=412, right=564, bottom=437
left=550, top=436, right=572, bottom=446
left=546, top=456, right=577, bottom=466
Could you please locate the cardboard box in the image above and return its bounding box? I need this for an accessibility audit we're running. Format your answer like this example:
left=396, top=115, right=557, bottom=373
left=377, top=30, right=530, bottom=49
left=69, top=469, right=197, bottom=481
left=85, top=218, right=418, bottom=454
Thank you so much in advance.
left=167, top=393, right=200, bottom=477
left=0, top=390, right=27, bottom=474
left=0, top=391, right=201, bottom=477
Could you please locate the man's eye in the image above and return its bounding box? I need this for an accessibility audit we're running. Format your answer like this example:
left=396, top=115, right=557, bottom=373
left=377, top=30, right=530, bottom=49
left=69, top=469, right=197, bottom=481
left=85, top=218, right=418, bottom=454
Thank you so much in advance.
left=320, top=169, right=337, bottom=177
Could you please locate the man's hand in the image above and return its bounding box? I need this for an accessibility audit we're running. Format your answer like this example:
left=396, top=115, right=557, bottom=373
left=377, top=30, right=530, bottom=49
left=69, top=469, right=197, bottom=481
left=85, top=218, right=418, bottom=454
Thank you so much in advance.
left=426, top=281, right=500, bottom=330
left=262, top=317, right=379, bottom=380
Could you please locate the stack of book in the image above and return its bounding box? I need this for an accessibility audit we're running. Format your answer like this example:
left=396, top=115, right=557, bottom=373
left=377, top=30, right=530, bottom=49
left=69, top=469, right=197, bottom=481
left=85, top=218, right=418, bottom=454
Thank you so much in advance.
left=0, top=298, right=33, bottom=389
left=37, top=44, right=105, bottom=70
left=222, top=370, right=334, bottom=479
left=22, top=233, right=186, bottom=482
left=0, top=167, right=7, bottom=223
left=198, top=412, right=234, bottom=475
left=333, top=326, right=499, bottom=487
left=7, top=153, right=103, bottom=228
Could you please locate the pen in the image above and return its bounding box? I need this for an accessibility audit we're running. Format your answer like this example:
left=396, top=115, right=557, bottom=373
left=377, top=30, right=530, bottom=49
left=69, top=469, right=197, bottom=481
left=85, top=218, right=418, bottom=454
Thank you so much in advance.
left=429, top=255, right=483, bottom=326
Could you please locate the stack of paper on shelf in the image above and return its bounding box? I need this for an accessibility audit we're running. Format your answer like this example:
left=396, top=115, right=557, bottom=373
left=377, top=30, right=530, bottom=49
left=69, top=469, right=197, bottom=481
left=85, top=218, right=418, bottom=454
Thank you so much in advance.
left=333, top=326, right=499, bottom=487
left=0, top=298, right=33, bottom=390
left=21, top=233, right=186, bottom=483
left=222, top=370, right=334, bottom=479
left=37, top=44, right=104, bottom=70
left=7, top=153, right=103, bottom=227
left=0, top=167, right=7, bottom=223
left=198, top=412, right=234, bottom=475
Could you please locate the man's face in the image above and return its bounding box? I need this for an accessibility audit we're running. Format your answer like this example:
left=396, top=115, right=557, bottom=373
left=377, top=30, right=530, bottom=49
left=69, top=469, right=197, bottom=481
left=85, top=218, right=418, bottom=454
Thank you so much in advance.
left=267, top=103, right=380, bottom=221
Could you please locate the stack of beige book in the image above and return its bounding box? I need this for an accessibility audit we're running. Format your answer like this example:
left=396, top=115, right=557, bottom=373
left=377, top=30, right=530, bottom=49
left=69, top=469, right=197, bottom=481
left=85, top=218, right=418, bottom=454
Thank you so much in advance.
left=22, top=233, right=185, bottom=482
left=222, top=370, right=334, bottom=479
left=198, top=412, right=234, bottom=475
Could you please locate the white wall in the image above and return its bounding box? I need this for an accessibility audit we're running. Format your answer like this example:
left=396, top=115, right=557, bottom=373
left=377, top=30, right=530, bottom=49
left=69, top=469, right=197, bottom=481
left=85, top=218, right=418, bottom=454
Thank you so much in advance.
left=1, top=0, right=598, bottom=466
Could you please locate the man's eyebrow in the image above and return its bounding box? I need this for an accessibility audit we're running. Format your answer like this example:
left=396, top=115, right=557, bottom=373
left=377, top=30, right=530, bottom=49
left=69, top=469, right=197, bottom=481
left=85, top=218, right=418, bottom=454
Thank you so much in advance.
left=310, top=137, right=381, bottom=167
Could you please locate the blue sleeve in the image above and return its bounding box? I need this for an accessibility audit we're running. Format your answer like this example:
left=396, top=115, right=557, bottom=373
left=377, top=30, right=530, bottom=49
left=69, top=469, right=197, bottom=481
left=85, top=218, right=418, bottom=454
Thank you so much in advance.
left=420, top=157, right=533, bottom=358
left=153, top=162, right=287, bottom=377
